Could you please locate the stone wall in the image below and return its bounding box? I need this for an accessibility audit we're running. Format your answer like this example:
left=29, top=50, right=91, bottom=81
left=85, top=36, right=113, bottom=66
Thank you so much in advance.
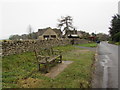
left=2, top=39, right=71, bottom=56
left=2, top=39, right=88, bottom=56
left=73, top=39, right=89, bottom=44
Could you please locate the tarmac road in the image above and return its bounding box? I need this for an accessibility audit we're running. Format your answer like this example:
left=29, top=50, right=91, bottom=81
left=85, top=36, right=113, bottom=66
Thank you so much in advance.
left=92, top=41, right=119, bottom=88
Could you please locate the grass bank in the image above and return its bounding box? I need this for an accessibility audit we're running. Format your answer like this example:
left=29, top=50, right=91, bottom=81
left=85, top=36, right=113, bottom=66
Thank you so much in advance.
left=2, top=45, right=95, bottom=88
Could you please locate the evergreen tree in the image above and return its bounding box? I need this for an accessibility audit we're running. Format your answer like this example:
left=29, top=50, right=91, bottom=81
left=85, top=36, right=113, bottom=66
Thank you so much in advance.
left=57, top=16, right=74, bottom=35
left=109, top=14, right=120, bottom=41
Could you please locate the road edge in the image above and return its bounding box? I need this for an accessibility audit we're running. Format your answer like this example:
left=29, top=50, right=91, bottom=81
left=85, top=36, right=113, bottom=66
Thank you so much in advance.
left=91, top=45, right=98, bottom=88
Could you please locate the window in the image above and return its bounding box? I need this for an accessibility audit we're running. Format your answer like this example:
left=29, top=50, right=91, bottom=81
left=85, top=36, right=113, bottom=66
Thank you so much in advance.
left=51, top=35, right=56, bottom=38
left=44, top=35, right=49, bottom=39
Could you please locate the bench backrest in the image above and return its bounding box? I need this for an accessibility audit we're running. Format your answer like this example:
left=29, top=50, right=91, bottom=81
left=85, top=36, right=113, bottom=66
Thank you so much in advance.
left=34, top=47, right=55, bottom=56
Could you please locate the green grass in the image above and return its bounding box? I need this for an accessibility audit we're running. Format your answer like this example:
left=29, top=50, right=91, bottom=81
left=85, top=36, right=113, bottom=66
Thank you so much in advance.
left=53, top=45, right=77, bottom=52
left=115, top=42, right=120, bottom=45
left=76, top=43, right=97, bottom=47
left=30, top=46, right=95, bottom=88
left=2, top=45, right=95, bottom=88
left=2, top=52, right=38, bottom=88
left=108, top=41, right=120, bottom=45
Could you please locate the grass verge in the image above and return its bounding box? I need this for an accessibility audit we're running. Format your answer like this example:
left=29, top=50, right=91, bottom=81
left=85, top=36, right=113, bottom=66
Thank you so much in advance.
left=108, top=41, right=120, bottom=45
left=2, top=45, right=95, bottom=88
left=76, top=43, right=97, bottom=47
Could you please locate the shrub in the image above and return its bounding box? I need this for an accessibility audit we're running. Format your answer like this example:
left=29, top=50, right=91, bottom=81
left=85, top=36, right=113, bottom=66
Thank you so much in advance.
left=112, top=32, right=120, bottom=42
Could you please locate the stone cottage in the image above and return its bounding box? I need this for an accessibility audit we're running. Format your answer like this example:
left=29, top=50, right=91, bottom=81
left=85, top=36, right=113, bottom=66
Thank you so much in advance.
left=38, top=27, right=62, bottom=40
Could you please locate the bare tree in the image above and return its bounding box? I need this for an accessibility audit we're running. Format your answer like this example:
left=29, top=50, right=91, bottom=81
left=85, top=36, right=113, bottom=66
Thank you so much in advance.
left=28, top=24, right=33, bottom=39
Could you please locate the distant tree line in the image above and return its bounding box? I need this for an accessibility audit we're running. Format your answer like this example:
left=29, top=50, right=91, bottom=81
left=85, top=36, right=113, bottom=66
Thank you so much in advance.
left=9, top=32, right=38, bottom=40
left=9, top=25, right=38, bottom=40
left=9, top=30, right=109, bottom=41
left=109, top=14, right=120, bottom=42
left=96, top=33, right=109, bottom=41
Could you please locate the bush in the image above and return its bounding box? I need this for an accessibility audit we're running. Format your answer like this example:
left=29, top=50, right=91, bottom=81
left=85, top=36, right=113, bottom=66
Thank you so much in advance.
left=115, top=42, right=120, bottom=45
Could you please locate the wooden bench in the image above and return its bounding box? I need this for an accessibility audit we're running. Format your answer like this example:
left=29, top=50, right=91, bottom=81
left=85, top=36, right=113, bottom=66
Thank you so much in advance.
left=34, top=47, right=62, bottom=73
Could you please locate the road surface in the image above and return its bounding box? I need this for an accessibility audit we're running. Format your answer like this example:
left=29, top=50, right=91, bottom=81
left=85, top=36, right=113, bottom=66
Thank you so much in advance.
left=92, top=41, right=119, bottom=88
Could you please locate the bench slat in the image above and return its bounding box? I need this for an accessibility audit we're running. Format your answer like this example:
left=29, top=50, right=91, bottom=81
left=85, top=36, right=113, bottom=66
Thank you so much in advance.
left=47, top=55, right=60, bottom=62
left=38, top=55, right=60, bottom=63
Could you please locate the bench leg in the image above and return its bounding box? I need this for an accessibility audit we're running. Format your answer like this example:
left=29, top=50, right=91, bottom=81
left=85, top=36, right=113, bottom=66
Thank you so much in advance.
left=45, top=64, right=49, bottom=73
left=38, top=64, right=40, bottom=71
left=60, top=55, right=62, bottom=63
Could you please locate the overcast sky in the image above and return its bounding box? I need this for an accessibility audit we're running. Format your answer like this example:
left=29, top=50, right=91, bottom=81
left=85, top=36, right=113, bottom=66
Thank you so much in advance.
left=0, top=0, right=119, bottom=39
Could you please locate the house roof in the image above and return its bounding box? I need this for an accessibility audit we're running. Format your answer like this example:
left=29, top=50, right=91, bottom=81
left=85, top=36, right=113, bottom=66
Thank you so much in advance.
left=38, top=27, right=62, bottom=36
left=52, top=28, right=62, bottom=35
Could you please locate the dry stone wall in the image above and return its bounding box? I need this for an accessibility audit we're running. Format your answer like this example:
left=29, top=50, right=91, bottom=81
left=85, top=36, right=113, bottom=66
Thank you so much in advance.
left=2, top=39, right=88, bottom=56
left=2, top=39, right=71, bottom=56
left=73, top=39, right=89, bottom=44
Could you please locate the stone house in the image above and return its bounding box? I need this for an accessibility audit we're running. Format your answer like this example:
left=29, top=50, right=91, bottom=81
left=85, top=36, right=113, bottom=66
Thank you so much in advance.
left=38, top=27, right=62, bottom=40
left=77, top=31, right=83, bottom=38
